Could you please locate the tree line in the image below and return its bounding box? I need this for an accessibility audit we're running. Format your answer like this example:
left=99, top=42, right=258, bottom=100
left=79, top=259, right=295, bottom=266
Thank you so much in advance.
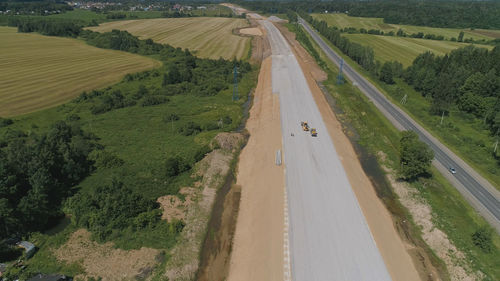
left=7, top=17, right=84, bottom=37
left=405, top=46, right=500, bottom=136
left=238, top=1, right=500, bottom=29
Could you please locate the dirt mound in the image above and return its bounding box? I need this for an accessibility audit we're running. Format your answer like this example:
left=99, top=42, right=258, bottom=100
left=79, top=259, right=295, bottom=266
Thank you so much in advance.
left=157, top=187, right=195, bottom=222
left=213, top=132, right=244, bottom=152
left=54, top=229, right=160, bottom=281
left=239, top=27, right=263, bottom=36
left=164, top=145, right=235, bottom=280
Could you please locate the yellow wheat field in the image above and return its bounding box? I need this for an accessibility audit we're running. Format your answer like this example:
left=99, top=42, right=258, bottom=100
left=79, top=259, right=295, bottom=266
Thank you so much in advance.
left=0, top=27, right=160, bottom=117
left=87, top=17, right=251, bottom=60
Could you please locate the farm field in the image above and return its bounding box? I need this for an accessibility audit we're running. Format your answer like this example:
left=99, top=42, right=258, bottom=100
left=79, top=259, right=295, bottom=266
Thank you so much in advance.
left=344, top=33, right=492, bottom=66
left=0, top=26, right=160, bottom=117
left=312, top=13, right=500, bottom=41
left=87, top=17, right=251, bottom=60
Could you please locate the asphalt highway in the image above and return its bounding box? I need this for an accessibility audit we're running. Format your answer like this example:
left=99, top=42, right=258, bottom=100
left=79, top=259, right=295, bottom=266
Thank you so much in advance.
left=299, top=18, right=500, bottom=233
left=261, top=19, right=392, bottom=281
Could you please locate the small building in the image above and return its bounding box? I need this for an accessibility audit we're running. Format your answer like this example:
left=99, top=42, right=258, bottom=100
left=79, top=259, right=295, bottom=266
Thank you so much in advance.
left=17, top=241, right=36, bottom=258
left=27, top=274, right=71, bottom=281
left=197, top=6, right=207, bottom=10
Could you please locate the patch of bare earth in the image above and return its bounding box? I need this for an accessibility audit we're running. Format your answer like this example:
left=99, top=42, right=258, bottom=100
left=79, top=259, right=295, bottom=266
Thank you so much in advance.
left=386, top=166, right=485, bottom=281
left=228, top=56, right=285, bottom=280
left=239, top=27, right=262, bottom=36
left=162, top=132, right=243, bottom=281
left=54, top=229, right=160, bottom=281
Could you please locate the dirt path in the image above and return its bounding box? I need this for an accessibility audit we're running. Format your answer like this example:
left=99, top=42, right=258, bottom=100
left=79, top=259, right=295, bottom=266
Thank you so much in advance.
left=227, top=56, right=285, bottom=281
left=276, top=23, right=423, bottom=281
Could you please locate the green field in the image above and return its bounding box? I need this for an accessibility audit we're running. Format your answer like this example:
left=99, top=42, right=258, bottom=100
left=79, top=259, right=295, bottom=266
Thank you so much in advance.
left=313, top=13, right=500, bottom=41
left=87, top=17, right=251, bottom=60
left=344, top=33, right=492, bottom=66
left=0, top=26, right=160, bottom=117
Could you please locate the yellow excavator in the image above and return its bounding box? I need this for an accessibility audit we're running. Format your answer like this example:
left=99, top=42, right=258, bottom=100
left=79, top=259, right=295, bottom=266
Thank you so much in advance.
left=301, top=121, right=309, bottom=131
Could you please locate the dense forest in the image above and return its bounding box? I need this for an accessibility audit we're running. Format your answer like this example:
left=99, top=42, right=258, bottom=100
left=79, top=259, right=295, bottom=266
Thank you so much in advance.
left=405, top=46, right=500, bottom=135
left=238, top=1, right=500, bottom=29
left=0, top=23, right=252, bottom=261
left=0, top=121, right=96, bottom=239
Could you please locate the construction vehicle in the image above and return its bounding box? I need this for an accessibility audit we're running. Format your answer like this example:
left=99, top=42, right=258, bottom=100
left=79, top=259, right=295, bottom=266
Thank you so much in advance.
left=301, top=121, right=309, bottom=131
left=311, top=128, right=317, bottom=137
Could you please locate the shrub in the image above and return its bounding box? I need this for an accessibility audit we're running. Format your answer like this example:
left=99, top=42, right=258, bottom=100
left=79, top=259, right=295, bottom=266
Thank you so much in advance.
left=165, top=156, right=191, bottom=177
left=0, top=118, right=14, bottom=128
left=90, top=150, right=125, bottom=169
left=142, top=95, right=169, bottom=107
left=178, top=121, right=202, bottom=136
left=472, top=227, right=493, bottom=253
left=163, top=113, right=180, bottom=123
left=194, top=145, right=212, bottom=162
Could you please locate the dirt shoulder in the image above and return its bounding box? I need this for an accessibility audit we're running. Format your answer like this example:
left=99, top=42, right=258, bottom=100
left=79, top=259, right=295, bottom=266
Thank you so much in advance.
left=275, top=23, right=424, bottom=281
left=227, top=56, right=285, bottom=281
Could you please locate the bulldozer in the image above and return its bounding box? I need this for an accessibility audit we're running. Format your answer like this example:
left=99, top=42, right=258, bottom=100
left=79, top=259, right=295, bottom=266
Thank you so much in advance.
left=311, top=128, right=317, bottom=137
left=301, top=121, right=309, bottom=131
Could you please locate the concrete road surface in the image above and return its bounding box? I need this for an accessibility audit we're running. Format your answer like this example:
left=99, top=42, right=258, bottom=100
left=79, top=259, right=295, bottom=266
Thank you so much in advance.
left=260, top=19, right=392, bottom=281
left=299, top=18, right=500, bottom=233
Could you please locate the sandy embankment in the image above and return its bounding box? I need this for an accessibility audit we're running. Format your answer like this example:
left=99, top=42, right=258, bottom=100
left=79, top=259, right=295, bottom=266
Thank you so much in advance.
left=227, top=56, right=285, bottom=281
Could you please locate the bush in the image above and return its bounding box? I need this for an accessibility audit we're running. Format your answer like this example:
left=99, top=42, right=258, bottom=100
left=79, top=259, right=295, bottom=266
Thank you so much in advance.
left=178, top=121, right=202, bottom=136
left=194, top=145, right=212, bottom=162
left=472, top=227, right=493, bottom=253
left=66, top=114, right=81, bottom=122
left=0, top=117, right=14, bottom=128
left=165, top=156, right=191, bottom=177
left=141, top=95, right=169, bottom=107
left=90, top=150, right=125, bottom=169
left=67, top=179, right=157, bottom=241
left=163, top=113, right=180, bottom=123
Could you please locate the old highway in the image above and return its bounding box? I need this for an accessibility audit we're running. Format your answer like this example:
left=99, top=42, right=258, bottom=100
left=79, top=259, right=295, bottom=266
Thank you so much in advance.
left=299, top=18, right=500, bottom=233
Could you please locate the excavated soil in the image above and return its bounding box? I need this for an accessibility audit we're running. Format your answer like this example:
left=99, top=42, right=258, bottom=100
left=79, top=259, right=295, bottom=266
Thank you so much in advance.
left=163, top=133, right=243, bottom=281
left=55, top=229, right=160, bottom=281
left=228, top=56, right=285, bottom=281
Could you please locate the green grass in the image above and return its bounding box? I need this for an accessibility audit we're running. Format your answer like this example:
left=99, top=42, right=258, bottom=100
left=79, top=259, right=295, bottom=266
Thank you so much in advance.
left=344, top=33, right=492, bottom=67
left=292, top=22, right=500, bottom=280
left=0, top=26, right=160, bottom=117
left=312, top=13, right=500, bottom=41
left=87, top=17, right=251, bottom=60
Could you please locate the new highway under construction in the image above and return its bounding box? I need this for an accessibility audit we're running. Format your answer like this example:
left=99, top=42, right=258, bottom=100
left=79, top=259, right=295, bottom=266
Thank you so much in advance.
left=262, top=19, right=392, bottom=281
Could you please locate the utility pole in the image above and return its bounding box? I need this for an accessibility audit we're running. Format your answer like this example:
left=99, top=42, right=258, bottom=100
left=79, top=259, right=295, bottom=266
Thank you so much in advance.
left=400, top=94, right=408, bottom=105
left=337, top=58, right=344, bottom=85
left=494, top=128, right=499, bottom=153
left=233, top=65, right=239, bottom=101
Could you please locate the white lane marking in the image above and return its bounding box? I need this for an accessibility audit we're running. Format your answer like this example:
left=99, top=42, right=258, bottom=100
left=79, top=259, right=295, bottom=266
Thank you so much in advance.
left=284, top=172, right=292, bottom=281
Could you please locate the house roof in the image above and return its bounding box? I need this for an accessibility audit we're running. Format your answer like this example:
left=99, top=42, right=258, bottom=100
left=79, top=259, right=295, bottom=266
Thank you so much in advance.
left=27, top=274, right=68, bottom=281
